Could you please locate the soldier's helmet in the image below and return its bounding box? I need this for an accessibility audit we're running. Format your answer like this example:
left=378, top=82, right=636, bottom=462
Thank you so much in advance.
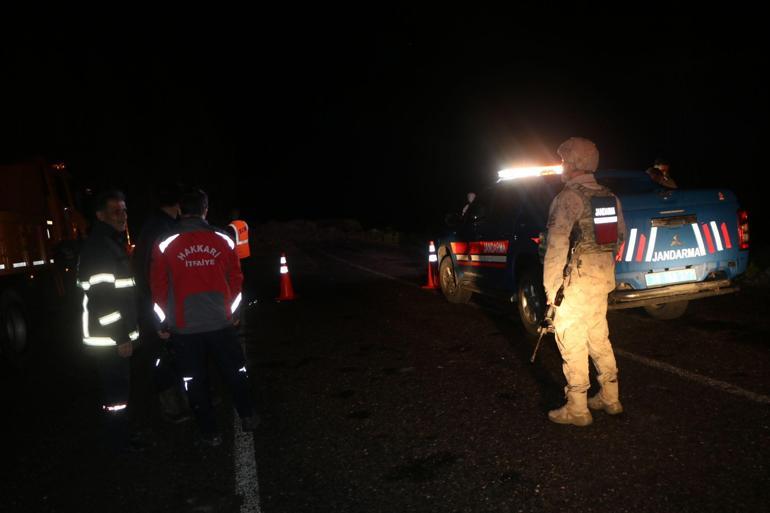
left=557, top=137, right=599, bottom=172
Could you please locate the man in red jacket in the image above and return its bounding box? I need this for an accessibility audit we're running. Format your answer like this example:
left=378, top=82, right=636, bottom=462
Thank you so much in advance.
left=151, top=188, right=258, bottom=446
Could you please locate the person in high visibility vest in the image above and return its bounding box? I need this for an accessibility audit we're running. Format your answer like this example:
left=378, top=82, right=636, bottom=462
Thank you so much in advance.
left=228, top=209, right=252, bottom=303
left=228, top=210, right=250, bottom=260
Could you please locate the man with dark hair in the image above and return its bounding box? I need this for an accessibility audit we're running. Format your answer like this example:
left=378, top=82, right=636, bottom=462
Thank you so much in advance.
left=150, top=187, right=258, bottom=447
left=132, top=182, right=191, bottom=424
left=77, top=189, right=144, bottom=451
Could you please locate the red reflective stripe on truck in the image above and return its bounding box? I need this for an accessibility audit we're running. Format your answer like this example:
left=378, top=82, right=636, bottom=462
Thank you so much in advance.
left=450, top=242, right=468, bottom=254
left=720, top=222, right=732, bottom=249
left=468, top=240, right=509, bottom=255
left=702, top=224, right=715, bottom=253
left=635, top=234, right=647, bottom=262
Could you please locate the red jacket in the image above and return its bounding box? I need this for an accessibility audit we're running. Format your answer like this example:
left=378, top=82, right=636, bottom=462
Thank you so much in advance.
left=150, top=217, right=243, bottom=334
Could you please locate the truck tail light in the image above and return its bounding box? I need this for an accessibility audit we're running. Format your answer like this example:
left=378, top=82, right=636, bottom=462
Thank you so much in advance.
left=737, top=209, right=749, bottom=250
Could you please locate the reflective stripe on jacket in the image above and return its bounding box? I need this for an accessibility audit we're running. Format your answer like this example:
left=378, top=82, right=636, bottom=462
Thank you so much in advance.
left=77, top=220, right=139, bottom=347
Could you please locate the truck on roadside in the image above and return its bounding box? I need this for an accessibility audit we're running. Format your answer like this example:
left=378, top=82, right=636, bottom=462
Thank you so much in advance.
left=1, top=159, right=86, bottom=363
left=437, top=167, right=749, bottom=335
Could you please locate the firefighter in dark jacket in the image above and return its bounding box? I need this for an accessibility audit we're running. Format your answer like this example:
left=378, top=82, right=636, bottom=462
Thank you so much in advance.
left=131, top=182, right=191, bottom=424
left=78, top=190, right=142, bottom=451
left=151, top=188, right=258, bottom=447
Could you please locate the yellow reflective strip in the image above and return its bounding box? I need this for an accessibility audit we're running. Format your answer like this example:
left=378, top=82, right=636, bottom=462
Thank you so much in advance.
left=82, top=294, right=90, bottom=337
left=84, top=337, right=117, bottom=346
left=129, top=330, right=140, bottom=341
left=154, top=303, right=166, bottom=323
left=114, top=278, right=136, bottom=288
left=89, top=273, right=116, bottom=285
left=98, top=311, right=122, bottom=326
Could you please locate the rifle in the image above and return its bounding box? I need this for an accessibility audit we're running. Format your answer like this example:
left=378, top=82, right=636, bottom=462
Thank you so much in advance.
left=530, top=286, right=563, bottom=363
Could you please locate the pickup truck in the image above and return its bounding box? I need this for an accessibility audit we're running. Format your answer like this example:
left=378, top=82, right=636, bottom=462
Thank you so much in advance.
left=436, top=168, right=749, bottom=335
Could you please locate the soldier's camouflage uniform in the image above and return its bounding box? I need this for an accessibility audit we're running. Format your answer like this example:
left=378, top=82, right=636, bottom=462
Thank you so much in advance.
left=543, top=173, right=626, bottom=423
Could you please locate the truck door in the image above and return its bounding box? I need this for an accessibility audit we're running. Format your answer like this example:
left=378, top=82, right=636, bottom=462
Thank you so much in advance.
left=507, top=178, right=560, bottom=277
left=458, top=188, right=511, bottom=292
left=451, top=190, right=492, bottom=290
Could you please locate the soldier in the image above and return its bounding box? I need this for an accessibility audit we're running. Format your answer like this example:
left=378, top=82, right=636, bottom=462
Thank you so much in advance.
left=543, top=137, right=626, bottom=426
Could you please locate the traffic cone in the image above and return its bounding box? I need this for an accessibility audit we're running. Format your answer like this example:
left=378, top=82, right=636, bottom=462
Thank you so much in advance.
left=276, top=253, right=297, bottom=301
left=422, top=240, right=440, bottom=289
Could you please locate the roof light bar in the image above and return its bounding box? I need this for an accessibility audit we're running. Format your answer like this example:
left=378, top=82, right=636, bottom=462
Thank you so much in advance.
left=497, top=165, right=563, bottom=182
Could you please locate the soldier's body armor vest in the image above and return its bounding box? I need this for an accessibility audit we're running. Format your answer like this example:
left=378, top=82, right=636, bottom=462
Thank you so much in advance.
left=567, top=183, right=619, bottom=255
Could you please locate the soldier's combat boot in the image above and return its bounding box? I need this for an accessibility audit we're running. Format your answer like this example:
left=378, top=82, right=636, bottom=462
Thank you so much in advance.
left=588, top=378, right=623, bottom=415
left=548, top=391, right=593, bottom=427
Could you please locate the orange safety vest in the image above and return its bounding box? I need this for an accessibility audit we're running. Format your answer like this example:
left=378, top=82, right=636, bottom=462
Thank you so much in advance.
left=228, top=220, right=250, bottom=259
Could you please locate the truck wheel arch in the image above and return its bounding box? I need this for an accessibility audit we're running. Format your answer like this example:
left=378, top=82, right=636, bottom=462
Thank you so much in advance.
left=514, top=257, right=547, bottom=337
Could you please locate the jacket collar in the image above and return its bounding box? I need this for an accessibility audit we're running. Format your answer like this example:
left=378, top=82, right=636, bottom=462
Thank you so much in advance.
left=179, top=216, right=210, bottom=229
left=90, top=220, right=128, bottom=253
left=91, top=219, right=123, bottom=240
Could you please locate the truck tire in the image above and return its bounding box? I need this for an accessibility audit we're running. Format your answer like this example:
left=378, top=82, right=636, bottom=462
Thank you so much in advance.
left=439, top=256, right=472, bottom=304
left=517, top=267, right=547, bottom=337
left=1, top=291, right=29, bottom=362
left=643, top=300, right=689, bottom=320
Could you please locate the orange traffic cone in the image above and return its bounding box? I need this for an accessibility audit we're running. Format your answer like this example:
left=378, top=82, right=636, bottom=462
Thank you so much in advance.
left=276, top=253, right=297, bottom=301
left=422, top=240, right=440, bottom=289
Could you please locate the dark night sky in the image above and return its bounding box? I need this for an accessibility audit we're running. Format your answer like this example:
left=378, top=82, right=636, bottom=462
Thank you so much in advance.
left=1, top=12, right=766, bottom=237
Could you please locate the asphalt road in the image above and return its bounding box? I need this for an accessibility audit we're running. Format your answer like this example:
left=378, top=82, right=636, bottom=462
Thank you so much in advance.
left=3, top=239, right=769, bottom=513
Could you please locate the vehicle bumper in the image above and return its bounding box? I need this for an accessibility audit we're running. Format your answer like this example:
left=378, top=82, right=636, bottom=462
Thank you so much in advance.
left=608, top=279, right=738, bottom=310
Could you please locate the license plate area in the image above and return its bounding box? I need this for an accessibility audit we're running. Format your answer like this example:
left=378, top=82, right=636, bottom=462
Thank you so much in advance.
left=644, top=268, right=697, bottom=287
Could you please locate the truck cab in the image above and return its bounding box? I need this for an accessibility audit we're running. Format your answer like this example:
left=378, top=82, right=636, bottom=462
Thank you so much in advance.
left=1, top=159, right=85, bottom=362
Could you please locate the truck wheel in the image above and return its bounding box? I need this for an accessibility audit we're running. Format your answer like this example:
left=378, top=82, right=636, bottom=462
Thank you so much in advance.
left=643, top=300, right=689, bottom=320
left=517, top=268, right=546, bottom=336
left=439, top=256, right=472, bottom=304
left=1, top=291, right=29, bottom=361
